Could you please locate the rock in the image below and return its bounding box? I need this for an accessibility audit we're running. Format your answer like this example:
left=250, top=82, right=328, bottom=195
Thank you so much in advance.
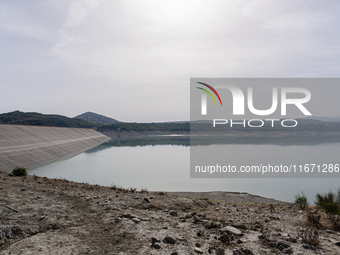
left=194, top=247, right=203, bottom=254
left=258, top=249, right=272, bottom=254
left=121, top=214, right=132, bottom=219
left=289, top=237, right=297, bottom=243
left=221, top=226, right=242, bottom=236
left=204, top=220, right=214, bottom=229
left=169, top=210, right=178, bottom=216
left=265, top=234, right=278, bottom=242
left=163, top=236, right=176, bottom=244
left=276, top=241, right=291, bottom=249
left=335, top=241, right=340, bottom=247
left=151, top=237, right=160, bottom=244
left=193, top=215, right=201, bottom=223
left=185, top=213, right=193, bottom=219
left=233, top=248, right=254, bottom=255
left=231, top=224, right=247, bottom=230
left=302, top=243, right=314, bottom=250
left=171, top=251, right=186, bottom=255
left=153, top=242, right=161, bottom=249
left=216, top=248, right=225, bottom=255
left=144, top=197, right=150, bottom=203
left=132, top=218, right=140, bottom=223
left=283, top=247, right=293, bottom=254
left=114, top=217, right=122, bottom=223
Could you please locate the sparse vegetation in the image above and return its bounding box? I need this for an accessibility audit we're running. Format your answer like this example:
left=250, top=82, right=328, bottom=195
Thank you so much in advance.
left=294, top=192, right=309, bottom=210
left=140, top=188, right=148, bottom=194
left=297, top=228, right=320, bottom=247
left=11, top=167, right=28, bottom=177
left=305, top=208, right=322, bottom=229
left=129, top=187, right=137, bottom=193
left=315, top=190, right=340, bottom=215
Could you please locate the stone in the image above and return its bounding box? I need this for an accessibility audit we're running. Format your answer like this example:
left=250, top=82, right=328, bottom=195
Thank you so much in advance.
left=132, top=218, right=140, bottom=223
left=335, top=241, right=340, bottom=247
left=171, top=251, right=186, bottom=255
left=144, top=197, right=150, bottom=203
left=221, top=226, right=242, bottom=236
left=163, top=236, right=176, bottom=244
left=283, top=247, right=293, bottom=254
left=233, top=248, right=254, bottom=255
left=193, top=216, right=202, bottom=223
left=231, top=224, right=247, bottom=230
left=151, top=237, right=159, bottom=244
left=204, top=220, right=214, bottom=229
left=194, top=247, right=203, bottom=254
left=169, top=210, right=178, bottom=216
left=153, top=242, right=161, bottom=249
left=216, top=248, right=225, bottom=255
left=276, top=241, right=291, bottom=249
left=302, top=243, right=314, bottom=250
left=114, top=217, right=122, bottom=223
left=265, top=234, right=278, bottom=242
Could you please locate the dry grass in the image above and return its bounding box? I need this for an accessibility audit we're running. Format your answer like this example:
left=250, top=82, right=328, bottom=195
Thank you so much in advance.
left=297, top=228, right=320, bottom=247
left=305, top=209, right=323, bottom=229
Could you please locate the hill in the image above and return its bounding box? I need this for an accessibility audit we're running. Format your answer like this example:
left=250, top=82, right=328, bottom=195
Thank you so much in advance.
left=74, top=112, right=120, bottom=124
left=0, top=111, right=99, bottom=128
left=302, top=116, right=340, bottom=122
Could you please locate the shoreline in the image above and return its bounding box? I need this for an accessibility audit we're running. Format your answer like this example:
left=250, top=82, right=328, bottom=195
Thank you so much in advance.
left=1, top=171, right=340, bottom=254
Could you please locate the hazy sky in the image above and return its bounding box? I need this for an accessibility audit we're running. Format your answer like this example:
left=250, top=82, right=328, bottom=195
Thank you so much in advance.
left=1, top=0, right=340, bottom=122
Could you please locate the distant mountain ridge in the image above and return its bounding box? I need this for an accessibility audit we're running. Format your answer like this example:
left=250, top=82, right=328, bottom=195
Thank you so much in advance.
left=302, top=116, right=340, bottom=122
left=74, top=112, right=120, bottom=124
left=0, top=111, right=99, bottom=128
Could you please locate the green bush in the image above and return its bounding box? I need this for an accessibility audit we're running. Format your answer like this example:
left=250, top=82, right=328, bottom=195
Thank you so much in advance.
left=295, top=192, right=309, bottom=210
left=11, top=167, right=28, bottom=177
left=315, top=190, right=340, bottom=215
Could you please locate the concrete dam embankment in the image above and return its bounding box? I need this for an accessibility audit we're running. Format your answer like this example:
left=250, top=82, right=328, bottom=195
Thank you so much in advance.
left=0, top=124, right=110, bottom=172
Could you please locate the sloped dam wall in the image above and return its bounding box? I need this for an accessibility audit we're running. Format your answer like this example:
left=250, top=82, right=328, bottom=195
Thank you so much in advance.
left=0, top=125, right=110, bottom=172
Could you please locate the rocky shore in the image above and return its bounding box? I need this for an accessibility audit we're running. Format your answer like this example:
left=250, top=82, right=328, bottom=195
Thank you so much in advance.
left=0, top=171, right=340, bottom=254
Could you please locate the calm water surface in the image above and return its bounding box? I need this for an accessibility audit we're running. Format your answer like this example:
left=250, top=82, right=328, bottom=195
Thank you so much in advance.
left=29, top=137, right=340, bottom=203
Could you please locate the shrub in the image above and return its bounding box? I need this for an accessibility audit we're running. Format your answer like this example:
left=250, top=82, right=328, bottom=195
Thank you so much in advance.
left=297, top=228, right=320, bottom=247
left=315, top=191, right=340, bottom=215
left=306, top=208, right=322, bottom=229
left=140, top=188, right=148, bottom=194
left=11, top=167, right=28, bottom=177
left=327, top=214, right=340, bottom=231
left=129, top=187, right=137, bottom=193
left=294, top=192, right=309, bottom=210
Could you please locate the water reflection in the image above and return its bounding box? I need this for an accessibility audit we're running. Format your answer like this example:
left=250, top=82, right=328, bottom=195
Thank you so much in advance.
left=30, top=134, right=340, bottom=203
left=86, top=134, right=340, bottom=154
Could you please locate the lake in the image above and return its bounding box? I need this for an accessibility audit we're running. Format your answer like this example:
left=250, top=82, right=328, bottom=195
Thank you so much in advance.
left=29, top=136, right=340, bottom=203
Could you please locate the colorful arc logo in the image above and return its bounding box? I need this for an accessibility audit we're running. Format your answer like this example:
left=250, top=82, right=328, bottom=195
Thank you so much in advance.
left=196, top=82, right=223, bottom=106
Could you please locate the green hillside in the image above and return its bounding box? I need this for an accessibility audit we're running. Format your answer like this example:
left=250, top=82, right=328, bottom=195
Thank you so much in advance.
left=0, top=111, right=99, bottom=128
left=74, top=112, right=120, bottom=124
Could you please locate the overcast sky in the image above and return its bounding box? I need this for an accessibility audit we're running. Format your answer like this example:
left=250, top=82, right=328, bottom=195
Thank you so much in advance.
left=1, top=0, right=340, bottom=122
